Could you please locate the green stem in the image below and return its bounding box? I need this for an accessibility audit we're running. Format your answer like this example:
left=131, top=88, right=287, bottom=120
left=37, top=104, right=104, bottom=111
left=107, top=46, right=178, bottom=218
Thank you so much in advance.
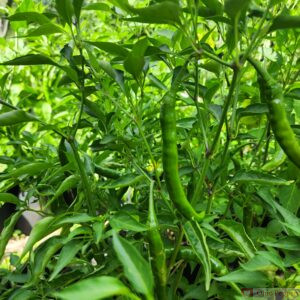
left=233, top=15, right=240, bottom=66
left=263, top=122, right=271, bottom=165
left=201, top=49, right=233, bottom=69
left=209, top=70, right=240, bottom=157
left=229, top=70, right=243, bottom=134
left=69, top=140, right=96, bottom=216
left=240, top=1, right=272, bottom=64
left=168, top=226, right=184, bottom=276
left=221, top=195, right=233, bottom=220
left=193, top=59, right=209, bottom=151
left=249, top=122, right=268, bottom=168
left=172, top=262, right=185, bottom=299
left=72, top=46, right=85, bottom=138
left=135, top=119, right=173, bottom=213
left=178, top=24, right=233, bottom=69
left=192, top=70, right=240, bottom=208
left=191, top=158, right=209, bottom=206
left=283, top=37, right=299, bottom=88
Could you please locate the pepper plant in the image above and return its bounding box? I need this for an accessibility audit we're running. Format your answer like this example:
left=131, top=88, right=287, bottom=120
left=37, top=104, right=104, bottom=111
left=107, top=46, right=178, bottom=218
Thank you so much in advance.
left=0, top=0, right=300, bottom=299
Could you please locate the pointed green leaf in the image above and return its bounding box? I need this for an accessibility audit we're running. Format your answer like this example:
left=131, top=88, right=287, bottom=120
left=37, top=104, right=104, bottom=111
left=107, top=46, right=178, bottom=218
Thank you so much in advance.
left=2, top=162, right=51, bottom=179
left=183, top=221, right=211, bottom=291
left=232, top=170, right=292, bottom=186
left=124, top=38, right=148, bottom=80
left=261, top=237, right=300, bottom=251
left=83, top=99, right=106, bottom=120
left=110, top=212, right=148, bottom=232
left=85, top=41, right=129, bottom=57
left=0, top=71, right=11, bottom=92
left=8, top=12, right=50, bottom=24
left=109, top=0, right=133, bottom=13
left=55, top=0, right=74, bottom=25
left=29, top=236, right=65, bottom=285
left=7, top=289, right=34, bottom=300
left=83, top=3, right=110, bottom=11
left=0, top=193, right=20, bottom=206
left=257, top=251, right=285, bottom=270
left=93, top=221, right=104, bottom=244
left=19, top=216, right=57, bottom=261
left=49, top=239, right=84, bottom=281
left=45, top=175, right=79, bottom=208
left=216, top=269, right=269, bottom=286
left=25, top=23, right=65, bottom=37
left=0, top=110, right=37, bottom=126
left=53, top=175, right=79, bottom=200
left=113, top=232, right=154, bottom=298
left=73, top=0, right=84, bottom=21
left=54, top=276, right=135, bottom=300
left=0, top=54, right=58, bottom=66
left=217, top=220, right=256, bottom=259
left=224, top=0, right=251, bottom=20
left=132, top=1, right=181, bottom=25
left=85, top=46, right=125, bottom=92
left=102, top=174, right=144, bottom=189
left=0, top=55, right=78, bottom=82
left=269, top=15, right=300, bottom=32
left=241, top=254, right=276, bottom=272
left=236, top=103, right=269, bottom=120
left=0, top=211, right=23, bottom=260
left=55, top=213, right=96, bottom=226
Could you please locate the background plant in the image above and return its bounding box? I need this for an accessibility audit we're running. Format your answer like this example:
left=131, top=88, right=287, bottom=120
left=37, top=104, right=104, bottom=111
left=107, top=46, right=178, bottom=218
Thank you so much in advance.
left=0, top=0, right=300, bottom=299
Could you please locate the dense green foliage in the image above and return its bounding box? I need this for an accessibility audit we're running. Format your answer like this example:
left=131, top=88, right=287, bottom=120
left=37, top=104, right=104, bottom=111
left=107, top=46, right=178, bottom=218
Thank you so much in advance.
left=0, top=0, right=300, bottom=299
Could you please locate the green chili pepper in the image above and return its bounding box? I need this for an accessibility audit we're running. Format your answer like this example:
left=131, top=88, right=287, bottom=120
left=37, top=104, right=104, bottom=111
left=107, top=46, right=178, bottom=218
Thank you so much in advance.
left=262, top=144, right=286, bottom=171
left=248, top=57, right=300, bottom=170
left=148, top=182, right=167, bottom=300
left=0, top=210, right=23, bottom=260
left=160, top=89, right=204, bottom=221
left=94, top=164, right=121, bottom=179
left=166, top=247, right=227, bottom=276
left=210, top=256, right=228, bottom=276
left=269, top=15, right=300, bottom=32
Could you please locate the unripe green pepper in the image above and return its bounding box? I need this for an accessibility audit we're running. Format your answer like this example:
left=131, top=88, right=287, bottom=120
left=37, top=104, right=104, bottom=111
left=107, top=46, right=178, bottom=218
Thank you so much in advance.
left=160, top=91, right=204, bottom=221
left=248, top=57, right=300, bottom=170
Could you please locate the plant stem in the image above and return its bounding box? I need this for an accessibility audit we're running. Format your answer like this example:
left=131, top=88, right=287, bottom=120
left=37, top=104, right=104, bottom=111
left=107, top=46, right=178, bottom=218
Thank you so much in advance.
left=69, top=140, right=96, bottom=216
left=191, top=158, right=209, bottom=206
left=263, top=122, right=271, bottom=164
left=209, top=69, right=240, bottom=157
left=168, top=226, right=184, bottom=276
left=191, top=69, right=240, bottom=209
left=172, top=262, right=185, bottom=299
left=193, top=59, right=209, bottom=151
left=135, top=118, right=173, bottom=213
left=72, top=46, right=85, bottom=138
left=230, top=70, right=243, bottom=134
left=240, top=0, right=272, bottom=64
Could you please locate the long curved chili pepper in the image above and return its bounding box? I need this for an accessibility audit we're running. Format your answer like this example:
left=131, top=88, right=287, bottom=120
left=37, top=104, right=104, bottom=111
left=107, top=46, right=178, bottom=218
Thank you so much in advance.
left=248, top=57, right=300, bottom=169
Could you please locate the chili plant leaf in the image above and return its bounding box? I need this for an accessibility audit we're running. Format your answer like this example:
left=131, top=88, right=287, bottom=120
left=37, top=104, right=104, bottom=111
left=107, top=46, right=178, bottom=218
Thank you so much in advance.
left=217, top=220, right=256, bottom=259
left=54, top=276, right=136, bottom=300
left=112, top=231, right=154, bottom=298
left=0, top=110, right=37, bottom=126
left=183, top=221, right=211, bottom=291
